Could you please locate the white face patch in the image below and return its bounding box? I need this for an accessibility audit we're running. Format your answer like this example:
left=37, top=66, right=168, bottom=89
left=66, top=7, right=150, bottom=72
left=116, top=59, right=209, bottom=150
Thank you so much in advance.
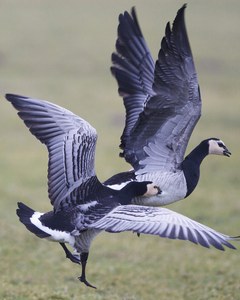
left=208, top=139, right=225, bottom=155
left=144, top=183, right=161, bottom=197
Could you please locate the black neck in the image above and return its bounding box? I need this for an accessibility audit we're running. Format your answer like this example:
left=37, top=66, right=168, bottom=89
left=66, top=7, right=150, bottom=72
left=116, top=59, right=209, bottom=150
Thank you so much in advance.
left=186, top=142, right=209, bottom=165
left=181, top=142, right=209, bottom=197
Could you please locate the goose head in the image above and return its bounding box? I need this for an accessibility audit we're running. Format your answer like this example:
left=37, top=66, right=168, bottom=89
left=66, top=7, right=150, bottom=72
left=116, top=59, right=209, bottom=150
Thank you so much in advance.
left=207, top=138, right=231, bottom=157
left=144, top=183, right=162, bottom=197
left=122, top=181, right=161, bottom=199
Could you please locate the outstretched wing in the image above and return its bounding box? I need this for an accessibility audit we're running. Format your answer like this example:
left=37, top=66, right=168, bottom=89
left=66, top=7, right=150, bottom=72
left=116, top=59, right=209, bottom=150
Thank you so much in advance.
left=111, top=7, right=155, bottom=151
left=6, top=94, right=97, bottom=212
left=89, top=205, right=238, bottom=251
left=112, top=5, right=201, bottom=173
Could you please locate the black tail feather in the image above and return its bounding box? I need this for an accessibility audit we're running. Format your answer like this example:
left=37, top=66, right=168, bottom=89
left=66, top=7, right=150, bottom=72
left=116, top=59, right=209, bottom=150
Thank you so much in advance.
left=16, top=202, right=50, bottom=238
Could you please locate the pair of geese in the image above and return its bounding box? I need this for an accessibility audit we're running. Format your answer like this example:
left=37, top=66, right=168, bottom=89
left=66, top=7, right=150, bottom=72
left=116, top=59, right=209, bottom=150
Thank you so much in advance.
left=7, top=4, right=238, bottom=288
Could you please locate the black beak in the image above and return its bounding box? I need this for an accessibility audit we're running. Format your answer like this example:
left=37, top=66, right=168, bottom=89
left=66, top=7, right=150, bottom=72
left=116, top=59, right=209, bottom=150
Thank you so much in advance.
left=154, top=186, right=162, bottom=195
left=223, top=147, right=231, bottom=157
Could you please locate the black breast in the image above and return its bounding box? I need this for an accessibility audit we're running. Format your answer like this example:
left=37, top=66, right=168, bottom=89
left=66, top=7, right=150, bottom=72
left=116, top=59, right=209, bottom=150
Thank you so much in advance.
left=181, top=157, right=200, bottom=198
left=181, top=141, right=209, bottom=198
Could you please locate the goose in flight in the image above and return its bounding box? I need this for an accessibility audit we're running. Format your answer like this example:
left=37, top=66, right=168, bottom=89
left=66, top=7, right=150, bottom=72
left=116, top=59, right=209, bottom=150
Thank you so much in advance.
left=6, top=94, right=238, bottom=289
left=7, top=93, right=159, bottom=288
left=106, top=4, right=231, bottom=206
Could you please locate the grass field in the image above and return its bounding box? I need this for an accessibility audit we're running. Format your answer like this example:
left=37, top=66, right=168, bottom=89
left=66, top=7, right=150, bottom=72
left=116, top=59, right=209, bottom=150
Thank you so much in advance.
left=0, top=1, right=240, bottom=299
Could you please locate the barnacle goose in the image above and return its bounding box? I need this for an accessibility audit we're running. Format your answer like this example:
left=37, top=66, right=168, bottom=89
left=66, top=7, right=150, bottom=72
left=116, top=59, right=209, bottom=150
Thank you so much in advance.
left=7, top=94, right=159, bottom=288
left=106, top=4, right=231, bottom=206
left=6, top=94, right=239, bottom=289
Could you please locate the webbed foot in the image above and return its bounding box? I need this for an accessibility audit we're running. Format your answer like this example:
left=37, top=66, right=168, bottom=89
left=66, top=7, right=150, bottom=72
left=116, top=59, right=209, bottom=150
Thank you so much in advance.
left=66, top=252, right=80, bottom=264
left=78, top=252, right=97, bottom=289
left=78, top=275, right=97, bottom=289
left=59, top=242, right=80, bottom=264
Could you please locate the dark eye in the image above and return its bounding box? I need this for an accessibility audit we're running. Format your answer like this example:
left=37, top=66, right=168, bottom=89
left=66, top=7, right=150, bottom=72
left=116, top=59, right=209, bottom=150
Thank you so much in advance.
left=218, top=142, right=224, bottom=148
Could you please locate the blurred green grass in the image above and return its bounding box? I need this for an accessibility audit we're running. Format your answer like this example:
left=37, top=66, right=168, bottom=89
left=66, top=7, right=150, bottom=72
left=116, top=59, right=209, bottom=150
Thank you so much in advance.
left=0, top=0, right=240, bottom=299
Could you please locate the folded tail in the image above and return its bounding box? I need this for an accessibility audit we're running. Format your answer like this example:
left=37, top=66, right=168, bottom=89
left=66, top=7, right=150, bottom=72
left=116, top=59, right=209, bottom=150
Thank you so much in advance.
left=16, top=202, right=51, bottom=239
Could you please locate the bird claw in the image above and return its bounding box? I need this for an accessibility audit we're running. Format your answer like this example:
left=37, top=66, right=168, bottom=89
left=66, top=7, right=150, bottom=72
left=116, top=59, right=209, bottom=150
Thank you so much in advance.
left=78, top=276, right=97, bottom=289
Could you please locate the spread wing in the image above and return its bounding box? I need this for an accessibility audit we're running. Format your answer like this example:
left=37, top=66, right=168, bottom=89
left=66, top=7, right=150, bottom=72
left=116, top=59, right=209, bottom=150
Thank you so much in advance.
left=89, top=205, right=238, bottom=251
left=112, top=5, right=201, bottom=173
left=111, top=7, right=155, bottom=151
left=6, top=94, right=98, bottom=212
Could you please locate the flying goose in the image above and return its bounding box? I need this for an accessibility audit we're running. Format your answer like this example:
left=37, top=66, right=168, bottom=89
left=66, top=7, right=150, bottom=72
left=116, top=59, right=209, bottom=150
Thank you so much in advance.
left=6, top=94, right=239, bottom=289
left=7, top=93, right=159, bottom=288
left=106, top=4, right=231, bottom=206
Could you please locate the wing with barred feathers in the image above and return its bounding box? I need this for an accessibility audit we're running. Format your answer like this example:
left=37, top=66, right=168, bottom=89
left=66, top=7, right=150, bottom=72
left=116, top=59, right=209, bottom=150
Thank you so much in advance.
left=89, top=205, right=239, bottom=251
left=112, top=5, right=201, bottom=173
left=6, top=94, right=98, bottom=212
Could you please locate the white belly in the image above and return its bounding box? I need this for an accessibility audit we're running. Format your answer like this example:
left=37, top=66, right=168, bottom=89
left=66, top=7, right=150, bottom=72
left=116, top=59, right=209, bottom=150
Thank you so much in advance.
left=133, top=171, right=187, bottom=206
